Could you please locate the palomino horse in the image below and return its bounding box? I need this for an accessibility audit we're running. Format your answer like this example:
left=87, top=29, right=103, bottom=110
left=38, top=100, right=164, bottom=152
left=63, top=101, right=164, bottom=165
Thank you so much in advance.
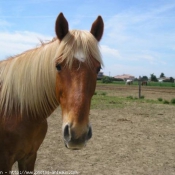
left=0, top=13, right=104, bottom=174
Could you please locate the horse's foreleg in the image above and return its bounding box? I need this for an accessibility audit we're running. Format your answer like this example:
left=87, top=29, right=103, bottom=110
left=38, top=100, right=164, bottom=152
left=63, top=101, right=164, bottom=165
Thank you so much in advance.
left=0, top=155, right=13, bottom=175
left=18, top=153, right=37, bottom=175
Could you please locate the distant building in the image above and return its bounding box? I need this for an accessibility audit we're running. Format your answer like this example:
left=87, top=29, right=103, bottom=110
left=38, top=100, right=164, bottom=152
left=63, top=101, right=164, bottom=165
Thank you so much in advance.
left=158, top=77, right=174, bottom=82
left=97, top=71, right=104, bottom=80
left=114, top=74, right=135, bottom=81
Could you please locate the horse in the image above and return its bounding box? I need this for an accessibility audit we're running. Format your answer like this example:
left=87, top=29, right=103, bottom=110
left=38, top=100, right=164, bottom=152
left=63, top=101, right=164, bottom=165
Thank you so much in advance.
left=126, top=79, right=133, bottom=85
left=141, top=81, right=147, bottom=86
left=0, top=13, right=104, bottom=174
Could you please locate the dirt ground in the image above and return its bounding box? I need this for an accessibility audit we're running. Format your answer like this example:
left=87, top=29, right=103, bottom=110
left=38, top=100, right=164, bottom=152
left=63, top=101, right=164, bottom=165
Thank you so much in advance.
left=13, top=85, right=175, bottom=175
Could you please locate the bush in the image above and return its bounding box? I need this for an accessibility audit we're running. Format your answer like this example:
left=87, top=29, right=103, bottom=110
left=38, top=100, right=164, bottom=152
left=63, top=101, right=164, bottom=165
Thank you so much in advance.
left=163, top=100, right=169, bottom=104
left=140, top=95, right=145, bottom=99
left=100, top=92, right=107, bottom=96
left=171, top=98, right=175, bottom=104
left=101, top=76, right=113, bottom=84
left=94, top=92, right=97, bottom=95
left=127, top=96, right=133, bottom=99
left=158, top=98, right=163, bottom=101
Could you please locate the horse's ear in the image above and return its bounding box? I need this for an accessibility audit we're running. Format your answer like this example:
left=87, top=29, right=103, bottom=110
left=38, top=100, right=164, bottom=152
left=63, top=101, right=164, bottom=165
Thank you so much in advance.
left=55, top=13, right=69, bottom=40
left=90, top=16, right=104, bottom=41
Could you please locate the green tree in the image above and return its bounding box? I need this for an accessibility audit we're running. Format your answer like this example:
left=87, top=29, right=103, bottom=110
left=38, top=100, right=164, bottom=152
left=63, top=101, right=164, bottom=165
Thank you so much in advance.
left=170, top=77, right=174, bottom=82
left=142, top=76, right=148, bottom=81
left=150, top=73, right=158, bottom=82
left=101, top=76, right=113, bottom=83
left=160, top=73, right=165, bottom=78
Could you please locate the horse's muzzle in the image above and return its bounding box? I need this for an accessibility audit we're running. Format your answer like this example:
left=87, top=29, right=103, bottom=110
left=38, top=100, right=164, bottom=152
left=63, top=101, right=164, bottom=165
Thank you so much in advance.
left=63, top=124, right=92, bottom=150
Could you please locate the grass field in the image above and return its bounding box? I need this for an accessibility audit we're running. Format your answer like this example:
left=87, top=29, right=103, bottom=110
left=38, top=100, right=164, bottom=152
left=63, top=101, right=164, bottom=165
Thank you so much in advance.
left=98, top=80, right=175, bottom=87
left=91, top=90, right=165, bottom=110
left=94, top=83, right=175, bottom=107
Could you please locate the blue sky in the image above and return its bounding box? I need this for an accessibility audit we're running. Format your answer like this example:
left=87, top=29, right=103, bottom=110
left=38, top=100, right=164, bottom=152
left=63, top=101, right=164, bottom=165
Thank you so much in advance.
left=0, top=0, right=175, bottom=78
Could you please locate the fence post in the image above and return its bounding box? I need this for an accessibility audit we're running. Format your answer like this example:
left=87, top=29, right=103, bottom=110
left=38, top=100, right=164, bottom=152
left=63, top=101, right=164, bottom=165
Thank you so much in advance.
left=139, top=76, right=141, bottom=98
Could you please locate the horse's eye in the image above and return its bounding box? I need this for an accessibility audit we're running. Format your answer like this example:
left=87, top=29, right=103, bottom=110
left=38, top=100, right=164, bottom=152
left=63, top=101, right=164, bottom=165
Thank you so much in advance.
left=56, top=64, right=61, bottom=71
left=97, top=66, right=101, bottom=74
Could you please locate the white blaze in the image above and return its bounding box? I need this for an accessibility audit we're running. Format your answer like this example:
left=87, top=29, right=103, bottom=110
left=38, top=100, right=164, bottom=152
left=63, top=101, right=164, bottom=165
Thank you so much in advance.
left=74, top=50, right=86, bottom=62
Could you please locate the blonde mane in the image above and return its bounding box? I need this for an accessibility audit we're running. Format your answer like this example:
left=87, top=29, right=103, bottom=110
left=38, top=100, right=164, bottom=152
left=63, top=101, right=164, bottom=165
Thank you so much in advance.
left=0, top=30, right=103, bottom=119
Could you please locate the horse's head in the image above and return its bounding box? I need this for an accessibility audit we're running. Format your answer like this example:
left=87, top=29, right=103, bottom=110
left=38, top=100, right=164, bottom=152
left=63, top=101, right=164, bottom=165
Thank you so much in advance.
left=55, top=13, right=104, bottom=150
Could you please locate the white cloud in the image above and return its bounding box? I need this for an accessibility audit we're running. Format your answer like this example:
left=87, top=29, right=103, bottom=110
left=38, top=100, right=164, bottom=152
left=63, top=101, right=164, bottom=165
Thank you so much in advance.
left=102, top=63, right=148, bottom=78
left=0, top=31, right=52, bottom=59
left=102, top=63, right=164, bottom=78
left=100, top=45, right=120, bottom=60
left=128, top=53, right=158, bottom=64
left=104, top=2, right=175, bottom=48
left=100, top=2, right=175, bottom=78
left=0, top=19, right=11, bottom=27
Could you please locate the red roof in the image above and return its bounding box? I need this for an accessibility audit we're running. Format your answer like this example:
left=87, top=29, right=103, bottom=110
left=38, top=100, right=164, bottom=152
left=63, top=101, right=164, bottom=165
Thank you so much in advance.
left=114, top=74, right=135, bottom=80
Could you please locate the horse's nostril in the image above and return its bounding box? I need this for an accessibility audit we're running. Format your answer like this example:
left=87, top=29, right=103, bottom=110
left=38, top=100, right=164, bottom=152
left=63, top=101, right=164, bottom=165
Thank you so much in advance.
left=87, top=126, right=92, bottom=140
left=64, top=124, right=71, bottom=142
left=63, top=124, right=92, bottom=149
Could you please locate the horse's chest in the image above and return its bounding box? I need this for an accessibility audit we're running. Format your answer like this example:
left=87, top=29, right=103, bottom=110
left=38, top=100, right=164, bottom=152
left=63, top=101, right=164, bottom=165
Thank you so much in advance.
left=0, top=119, right=48, bottom=160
